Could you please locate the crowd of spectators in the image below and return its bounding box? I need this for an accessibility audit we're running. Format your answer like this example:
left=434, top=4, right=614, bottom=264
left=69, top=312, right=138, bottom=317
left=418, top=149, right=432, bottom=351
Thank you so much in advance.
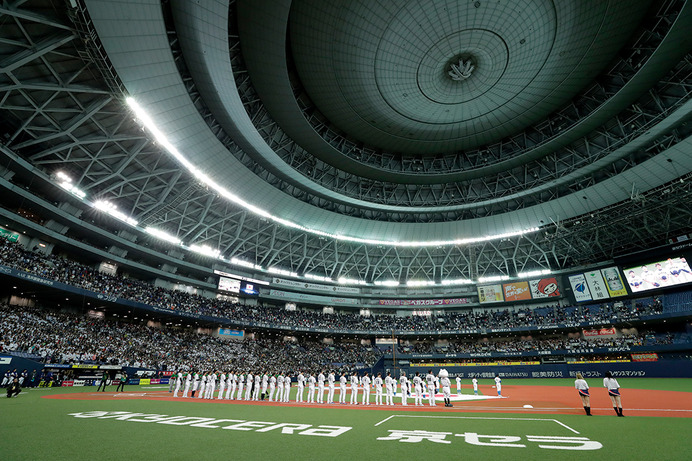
left=396, top=334, right=676, bottom=355
left=0, top=303, right=381, bottom=374
left=2, top=300, right=685, bottom=376
left=0, top=239, right=669, bottom=336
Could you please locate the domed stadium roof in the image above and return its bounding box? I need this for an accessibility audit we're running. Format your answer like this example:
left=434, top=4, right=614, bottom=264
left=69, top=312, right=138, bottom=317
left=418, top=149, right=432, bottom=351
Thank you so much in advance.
left=0, top=0, right=690, bottom=282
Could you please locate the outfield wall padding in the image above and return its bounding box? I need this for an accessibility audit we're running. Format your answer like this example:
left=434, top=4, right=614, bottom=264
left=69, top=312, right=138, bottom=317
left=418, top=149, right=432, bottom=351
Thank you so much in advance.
left=396, top=360, right=692, bottom=379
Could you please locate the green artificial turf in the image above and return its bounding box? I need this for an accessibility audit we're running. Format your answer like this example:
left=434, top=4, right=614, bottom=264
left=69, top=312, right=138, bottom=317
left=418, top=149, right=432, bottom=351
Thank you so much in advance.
left=2, top=381, right=690, bottom=460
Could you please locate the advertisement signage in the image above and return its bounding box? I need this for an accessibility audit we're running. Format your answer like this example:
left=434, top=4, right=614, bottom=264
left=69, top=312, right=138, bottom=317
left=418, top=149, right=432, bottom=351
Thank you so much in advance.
left=377, top=298, right=470, bottom=306
left=600, top=267, right=628, bottom=297
left=502, top=281, right=531, bottom=301
left=477, top=284, right=504, bottom=304
left=219, top=328, right=244, bottom=338
left=583, top=328, right=617, bottom=337
left=584, top=271, right=610, bottom=300
left=624, top=256, right=692, bottom=292
left=528, top=277, right=560, bottom=298
left=272, top=277, right=360, bottom=295
left=568, top=274, right=592, bottom=302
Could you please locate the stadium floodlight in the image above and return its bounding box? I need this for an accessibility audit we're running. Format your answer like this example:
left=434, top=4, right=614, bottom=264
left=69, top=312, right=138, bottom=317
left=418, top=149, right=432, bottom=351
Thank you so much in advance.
left=268, top=266, right=298, bottom=277
left=305, top=273, right=333, bottom=282
left=440, top=278, right=473, bottom=285
left=126, top=97, right=542, bottom=248
left=189, top=244, right=221, bottom=258
left=517, top=269, right=551, bottom=278
left=93, top=200, right=138, bottom=226
left=56, top=171, right=72, bottom=183
left=57, top=181, right=86, bottom=199
left=230, top=257, right=262, bottom=271
left=406, top=280, right=436, bottom=287
left=477, top=275, right=510, bottom=283
left=337, top=277, right=367, bottom=285
left=144, top=226, right=182, bottom=245
left=374, top=280, right=400, bottom=287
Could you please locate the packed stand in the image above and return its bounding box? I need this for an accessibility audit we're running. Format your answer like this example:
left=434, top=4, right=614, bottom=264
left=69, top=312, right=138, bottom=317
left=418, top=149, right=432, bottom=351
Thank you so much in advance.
left=0, top=239, right=670, bottom=334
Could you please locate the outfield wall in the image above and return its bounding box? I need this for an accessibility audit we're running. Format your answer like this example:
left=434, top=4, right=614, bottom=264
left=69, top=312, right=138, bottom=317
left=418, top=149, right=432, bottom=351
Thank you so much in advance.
left=394, top=359, right=692, bottom=379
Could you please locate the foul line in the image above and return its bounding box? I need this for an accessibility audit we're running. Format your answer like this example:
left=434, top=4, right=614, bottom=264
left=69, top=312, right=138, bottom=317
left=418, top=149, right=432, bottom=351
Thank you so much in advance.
left=374, top=414, right=580, bottom=434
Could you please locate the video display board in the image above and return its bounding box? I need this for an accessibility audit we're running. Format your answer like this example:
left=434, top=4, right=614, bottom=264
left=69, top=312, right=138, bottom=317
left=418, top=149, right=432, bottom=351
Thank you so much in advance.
left=218, top=276, right=241, bottom=294
left=624, top=257, right=692, bottom=292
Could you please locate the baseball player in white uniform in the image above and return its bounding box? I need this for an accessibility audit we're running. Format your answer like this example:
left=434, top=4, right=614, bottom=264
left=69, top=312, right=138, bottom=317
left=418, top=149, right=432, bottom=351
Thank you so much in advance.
left=253, top=373, right=261, bottom=400
left=173, top=371, right=182, bottom=397
left=385, top=372, right=394, bottom=406
left=217, top=372, right=226, bottom=400
left=284, top=374, right=291, bottom=402
left=276, top=374, right=284, bottom=402
left=237, top=372, right=244, bottom=400
left=327, top=371, right=336, bottom=404
left=197, top=373, right=207, bottom=399
left=374, top=373, right=383, bottom=405
left=413, top=372, right=423, bottom=406
left=339, top=373, right=347, bottom=404
left=361, top=372, right=371, bottom=405
left=472, top=377, right=478, bottom=395
left=182, top=371, right=192, bottom=398
left=317, top=371, right=325, bottom=404
left=425, top=370, right=436, bottom=406
left=494, top=374, right=502, bottom=396
left=399, top=373, right=408, bottom=406
left=350, top=373, right=359, bottom=404
left=269, top=374, right=277, bottom=401
left=297, top=372, right=305, bottom=402
left=307, top=374, right=316, bottom=403
left=456, top=376, right=462, bottom=395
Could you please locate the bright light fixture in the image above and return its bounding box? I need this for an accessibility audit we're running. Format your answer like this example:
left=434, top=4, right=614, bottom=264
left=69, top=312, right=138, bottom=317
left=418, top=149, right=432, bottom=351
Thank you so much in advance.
left=374, top=280, right=400, bottom=287
left=230, top=257, right=262, bottom=271
left=477, top=275, right=510, bottom=283
left=189, top=244, right=220, bottom=258
left=58, top=181, right=86, bottom=199
left=517, top=269, right=551, bottom=278
left=305, top=273, right=333, bottom=282
left=126, top=97, right=541, bottom=248
left=440, top=278, right=473, bottom=285
left=337, top=277, right=367, bottom=285
left=94, top=200, right=138, bottom=226
left=268, top=267, right=298, bottom=277
left=406, top=280, right=435, bottom=287
left=144, top=226, right=181, bottom=244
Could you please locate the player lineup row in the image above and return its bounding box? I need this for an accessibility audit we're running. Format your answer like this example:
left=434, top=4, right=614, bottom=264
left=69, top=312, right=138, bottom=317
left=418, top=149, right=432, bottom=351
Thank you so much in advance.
left=168, top=370, right=500, bottom=407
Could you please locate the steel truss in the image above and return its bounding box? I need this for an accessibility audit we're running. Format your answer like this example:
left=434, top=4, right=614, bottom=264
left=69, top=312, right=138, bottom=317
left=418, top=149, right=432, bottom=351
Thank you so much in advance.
left=0, top=0, right=690, bottom=285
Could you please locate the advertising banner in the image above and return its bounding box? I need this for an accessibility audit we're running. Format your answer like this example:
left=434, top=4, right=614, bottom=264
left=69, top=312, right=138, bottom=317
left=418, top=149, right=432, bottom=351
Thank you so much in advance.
left=267, top=289, right=359, bottom=305
left=477, top=284, right=504, bottom=303
left=219, top=328, right=244, bottom=338
left=139, top=379, right=151, bottom=385
left=583, top=328, right=617, bottom=337
left=632, top=353, right=658, bottom=362
left=528, top=277, right=560, bottom=298
left=568, top=274, right=592, bottom=302
left=272, top=277, right=360, bottom=295
left=600, top=267, right=628, bottom=297
left=377, top=298, right=470, bottom=306
left=502, top=281, right=531, bottom=301
left=584, top=271, right=610, bottom=300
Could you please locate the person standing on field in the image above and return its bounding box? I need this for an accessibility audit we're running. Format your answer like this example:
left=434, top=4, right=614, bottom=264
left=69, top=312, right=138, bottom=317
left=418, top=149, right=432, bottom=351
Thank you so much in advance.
left=603, top=371, right=624, bottom=417
left=574, top=372, right=592, bottom=416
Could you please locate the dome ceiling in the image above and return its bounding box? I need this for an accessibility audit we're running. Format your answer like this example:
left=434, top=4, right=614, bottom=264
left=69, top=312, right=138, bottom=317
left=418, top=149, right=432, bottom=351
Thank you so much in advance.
left=287, top=0, right=647, bottom=155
